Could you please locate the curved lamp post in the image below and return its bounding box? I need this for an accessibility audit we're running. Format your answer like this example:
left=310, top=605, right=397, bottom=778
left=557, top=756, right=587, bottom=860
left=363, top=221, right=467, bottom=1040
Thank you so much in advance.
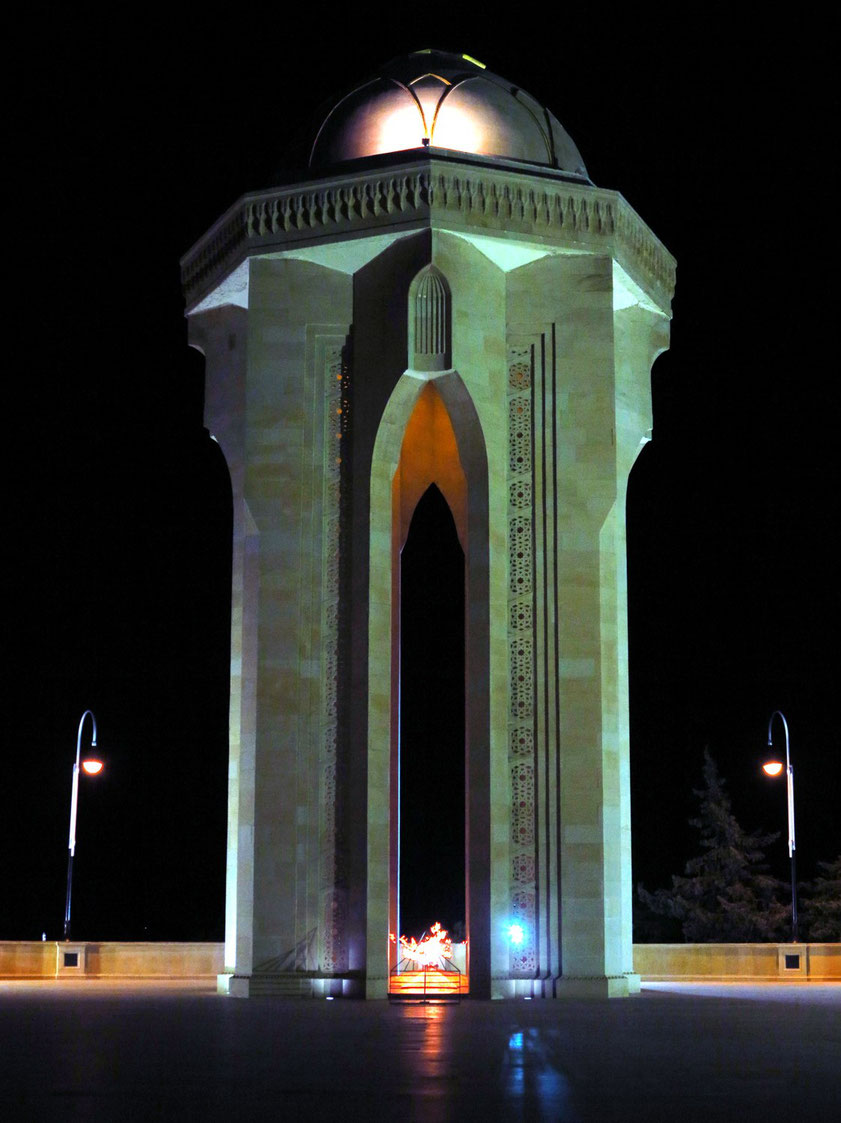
left=64, top=710, right=103, bottom=940
left=763, top=710, right=797, bottom=942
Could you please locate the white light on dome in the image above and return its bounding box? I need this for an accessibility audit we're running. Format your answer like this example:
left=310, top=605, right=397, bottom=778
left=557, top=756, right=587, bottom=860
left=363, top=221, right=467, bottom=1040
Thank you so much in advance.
left=370, top=97, right=485, bottom=157
left=376, top=103, right=427, bottom=153
left=432, top=107, right=483, bottom=153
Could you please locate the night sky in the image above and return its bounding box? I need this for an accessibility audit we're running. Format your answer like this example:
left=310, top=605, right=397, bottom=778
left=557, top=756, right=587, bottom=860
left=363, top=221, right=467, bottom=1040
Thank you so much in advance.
left=7, top=13, right=836, bottom=942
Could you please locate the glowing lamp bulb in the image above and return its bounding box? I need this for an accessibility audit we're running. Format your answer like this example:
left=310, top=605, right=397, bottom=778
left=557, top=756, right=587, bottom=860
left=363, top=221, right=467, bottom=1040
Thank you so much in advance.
left=763, top=761, right=784, bottom=777
left=508, top=923, right=525, bottom=946
left=82, top=759, right=103, bottom=775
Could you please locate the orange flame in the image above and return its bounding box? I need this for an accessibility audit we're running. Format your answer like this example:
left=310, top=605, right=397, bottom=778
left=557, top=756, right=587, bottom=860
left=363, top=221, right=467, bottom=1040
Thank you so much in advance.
left=397, top=922, right=454, bottom=969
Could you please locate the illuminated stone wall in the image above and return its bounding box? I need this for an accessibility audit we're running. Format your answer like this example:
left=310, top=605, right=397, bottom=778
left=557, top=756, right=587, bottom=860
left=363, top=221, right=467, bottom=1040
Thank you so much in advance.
left=184, top=150, right=673, bottom=999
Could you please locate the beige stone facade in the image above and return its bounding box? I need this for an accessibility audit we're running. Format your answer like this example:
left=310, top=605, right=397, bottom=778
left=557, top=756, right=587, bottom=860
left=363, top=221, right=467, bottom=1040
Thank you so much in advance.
left=183, top=120, right=673, bottom=998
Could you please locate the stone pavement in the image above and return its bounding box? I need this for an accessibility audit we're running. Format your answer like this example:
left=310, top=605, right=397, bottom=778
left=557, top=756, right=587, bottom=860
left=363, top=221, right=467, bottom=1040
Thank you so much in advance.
left=1, top=980, right=838, bottom=1121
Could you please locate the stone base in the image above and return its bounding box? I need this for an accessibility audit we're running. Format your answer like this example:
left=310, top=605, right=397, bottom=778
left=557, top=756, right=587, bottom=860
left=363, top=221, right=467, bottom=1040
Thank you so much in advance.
left=216, top=971, right=642, bottom=999
left=555, top=975, right=634, bottom=999
left=218, top=973, right=247, bottom=997
left=496, top=977, right=558, bottom=1000
left=217, top=973, right=352, bottom=998
left=495, top=974, right=639, bottom=999
left=625, top=973, right=641, bottom=995
left=496, top=977, right=542, bottom=999
left=364, top=976, right=388, bottom=1000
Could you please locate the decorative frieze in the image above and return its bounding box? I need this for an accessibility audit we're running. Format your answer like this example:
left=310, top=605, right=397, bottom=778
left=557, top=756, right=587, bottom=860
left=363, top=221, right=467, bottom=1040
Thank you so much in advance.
left=181, top=158, right=675, bottom=316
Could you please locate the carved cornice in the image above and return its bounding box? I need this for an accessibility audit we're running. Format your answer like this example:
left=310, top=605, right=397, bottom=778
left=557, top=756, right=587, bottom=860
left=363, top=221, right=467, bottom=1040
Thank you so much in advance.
left=181, top=157, right=675, bottom=315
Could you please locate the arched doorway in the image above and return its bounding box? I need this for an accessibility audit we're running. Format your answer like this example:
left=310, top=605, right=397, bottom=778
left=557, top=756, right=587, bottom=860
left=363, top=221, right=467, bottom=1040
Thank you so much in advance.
left=367, top=372, right=489, bottom=996
left=399, top=483, right=465, bottom=940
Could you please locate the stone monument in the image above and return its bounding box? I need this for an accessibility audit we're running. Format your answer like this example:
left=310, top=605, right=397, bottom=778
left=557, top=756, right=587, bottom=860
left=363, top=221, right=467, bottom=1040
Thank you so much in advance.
left=181, top=49, right=674, bottom=998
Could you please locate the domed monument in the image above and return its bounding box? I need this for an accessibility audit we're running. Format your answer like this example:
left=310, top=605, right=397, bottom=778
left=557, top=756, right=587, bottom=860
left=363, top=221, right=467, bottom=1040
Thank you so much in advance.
left=182, top=50, right=674, bottom=999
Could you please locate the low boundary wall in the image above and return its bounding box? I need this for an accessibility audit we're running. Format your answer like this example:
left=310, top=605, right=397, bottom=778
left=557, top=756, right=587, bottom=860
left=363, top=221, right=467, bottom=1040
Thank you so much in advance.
left=2, top=941, right=838, bottom=983
left=633, top=943, right=841, bottom=981
left=0, top=941, right=224, bottom=979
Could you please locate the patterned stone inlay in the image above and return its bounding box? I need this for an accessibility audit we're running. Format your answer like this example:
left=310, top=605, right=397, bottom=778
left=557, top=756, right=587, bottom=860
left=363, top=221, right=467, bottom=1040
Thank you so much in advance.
left=509, top=636, right=533, bottom=721
left=509, top=479, right=531, bottom=510
left=506, top=342, right=537, bottom=977
left=509, top=600, right=532, bottom=633
left=322, top=889, right=347, bottom=978
left=508, top=396, right=531, bottom=476
left=509, top=726, right=534, bottom=758
left=508, top=516, right=532, bottom=598
left=511, top=762, right=535, bottom=847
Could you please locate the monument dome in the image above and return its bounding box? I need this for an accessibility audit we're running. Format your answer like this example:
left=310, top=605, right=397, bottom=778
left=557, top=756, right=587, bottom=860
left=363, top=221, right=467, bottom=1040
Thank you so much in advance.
left=310, top=49, right=590, bottom=179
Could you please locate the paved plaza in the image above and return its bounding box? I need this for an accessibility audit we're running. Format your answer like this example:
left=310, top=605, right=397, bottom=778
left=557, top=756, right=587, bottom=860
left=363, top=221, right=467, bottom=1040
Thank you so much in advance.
left=1, top=980, right=838, bottom=1121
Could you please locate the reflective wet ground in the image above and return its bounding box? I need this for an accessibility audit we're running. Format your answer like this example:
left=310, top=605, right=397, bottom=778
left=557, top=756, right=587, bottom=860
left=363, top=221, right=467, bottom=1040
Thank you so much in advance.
left=1, top=981, right=838, bottom=1121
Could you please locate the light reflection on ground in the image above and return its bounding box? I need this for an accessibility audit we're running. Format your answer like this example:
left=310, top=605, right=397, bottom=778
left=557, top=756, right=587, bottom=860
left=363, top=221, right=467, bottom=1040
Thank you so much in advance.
left=395, top=1002, right=580, bottom=1119
left=504, top=1026, right=579, bottom=1120
left=1, top=981, right=837, bottom=1120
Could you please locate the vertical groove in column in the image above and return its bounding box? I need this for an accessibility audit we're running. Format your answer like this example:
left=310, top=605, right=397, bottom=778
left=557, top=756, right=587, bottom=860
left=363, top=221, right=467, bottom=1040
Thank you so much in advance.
left=527, top=340, right=539, bottom=975
left=540, top=331, right=552, bottom=979
left=318, top=338, right=349, bottom=976
left=530, top=337, right=544, bottom=976
left=551, top=322, right=562, bottom=980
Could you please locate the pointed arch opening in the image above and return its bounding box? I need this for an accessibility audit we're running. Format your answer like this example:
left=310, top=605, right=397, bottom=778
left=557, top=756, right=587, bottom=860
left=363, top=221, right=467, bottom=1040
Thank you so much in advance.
left=399, top=483, right=465, bottom=938
left=394, top=383, right=467, bottom=944
left=367, top=371, right=490, bottom=997
left=394, top=382, right=468, bottom=988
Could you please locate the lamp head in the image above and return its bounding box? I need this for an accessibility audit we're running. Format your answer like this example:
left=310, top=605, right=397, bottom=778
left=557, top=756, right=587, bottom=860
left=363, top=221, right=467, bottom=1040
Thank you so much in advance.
left=763, top=760, right=784, bottom=777
left=81, top=759, right=104, bottom=776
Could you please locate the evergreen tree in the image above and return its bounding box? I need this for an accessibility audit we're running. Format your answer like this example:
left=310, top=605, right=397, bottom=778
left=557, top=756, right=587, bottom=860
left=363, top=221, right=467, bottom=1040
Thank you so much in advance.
left=802, top=856, right=841, bottom=941
left=638, top=750, right=789, bottom=942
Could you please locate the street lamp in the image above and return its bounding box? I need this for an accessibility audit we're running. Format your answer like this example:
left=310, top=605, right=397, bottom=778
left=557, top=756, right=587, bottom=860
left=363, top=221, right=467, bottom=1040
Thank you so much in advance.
left=64, top=710, right=104, bottom=940
left=763, top=710, right=797, bottom=942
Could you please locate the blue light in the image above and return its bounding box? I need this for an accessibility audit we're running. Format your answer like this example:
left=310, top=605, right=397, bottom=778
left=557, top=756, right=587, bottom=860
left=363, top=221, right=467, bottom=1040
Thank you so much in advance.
left=508, top=922, right=525, bottom=946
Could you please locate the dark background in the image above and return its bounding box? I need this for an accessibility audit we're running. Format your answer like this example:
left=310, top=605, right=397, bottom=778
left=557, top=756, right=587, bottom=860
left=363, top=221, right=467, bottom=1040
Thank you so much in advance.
left=6, top=11, right=836, bottom=941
